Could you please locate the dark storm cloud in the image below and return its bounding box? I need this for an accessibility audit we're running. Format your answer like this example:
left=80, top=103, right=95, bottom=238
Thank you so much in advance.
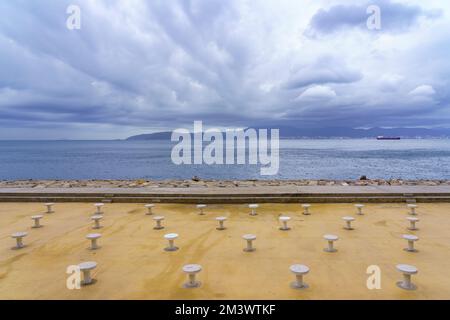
left=306, top=0, right=442, bottom=35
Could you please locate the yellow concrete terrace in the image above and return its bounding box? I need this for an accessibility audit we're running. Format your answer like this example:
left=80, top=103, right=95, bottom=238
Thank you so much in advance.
left=0, top=202, right=449, bottom=299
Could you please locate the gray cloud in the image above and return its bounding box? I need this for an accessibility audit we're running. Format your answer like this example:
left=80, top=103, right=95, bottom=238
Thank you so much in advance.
left=284, top=55, right=362, bottom=89
left=306, top=0, right=442, bottom=36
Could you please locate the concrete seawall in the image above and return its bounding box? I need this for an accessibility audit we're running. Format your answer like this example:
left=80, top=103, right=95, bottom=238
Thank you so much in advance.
left=1, top=185, right=450, bottom=203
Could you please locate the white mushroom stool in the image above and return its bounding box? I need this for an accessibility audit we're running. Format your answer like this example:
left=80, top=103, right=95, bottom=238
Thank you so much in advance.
left=302, top=204, right=311, bottom=215
left=164, top=233, right=179, bottom=251
left=145, top=204, right=155, bottom=215
left=407, top=217, right=419, bottom=231
left=153, top=216, right=165, bottom=230
left=94, top=203, right=104, bottom=214
left=11, top=232, right=28, bottom=250
left=182, top=264, right=202, bottom=288
left=396, top=264, right=418, bottom=290
left=197, top=204, right=207, bottom=215
left=79, top=261, right=97, bottom=286
left=407, top=204, right=418, bottom=215
left=45, top=202, right=55, bottom=214
left=91, top=215, right=103, bottom=229
left=279, top=216, right=291, bottom=231
left=243, top=234, right=256, bottom=252
left=290, top=264, right=310, bottom=289
left=216, top=217, right=227, bottom=230
left=403, top=234, right=419, bottom=252
left=249, top=204, right=259, bottom=216
left=342, top=216, right=355, bottom=230
left=31, top=215, right=44, bottom=228
left=355, top=204, right=364, bottom=215
left=323, top=234, right=339, bottom=252
left=86, top=233, right=101, bottom=250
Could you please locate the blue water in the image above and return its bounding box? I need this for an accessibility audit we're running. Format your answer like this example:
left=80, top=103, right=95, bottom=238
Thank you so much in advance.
left=1, top=139, right=450, bottom=180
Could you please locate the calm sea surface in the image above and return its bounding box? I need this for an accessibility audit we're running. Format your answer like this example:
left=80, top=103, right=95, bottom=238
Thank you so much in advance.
left=1, top=139, right=450, bottom=180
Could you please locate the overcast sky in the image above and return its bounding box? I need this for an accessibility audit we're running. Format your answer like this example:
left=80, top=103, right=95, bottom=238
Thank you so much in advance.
left=0, top=0, right=449, bottom=139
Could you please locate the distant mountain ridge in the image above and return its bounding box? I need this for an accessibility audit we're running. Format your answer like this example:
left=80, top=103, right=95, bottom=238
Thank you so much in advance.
left=126, top=132, right=173, bottom=140
left=126, top=126, right=450, bottom=140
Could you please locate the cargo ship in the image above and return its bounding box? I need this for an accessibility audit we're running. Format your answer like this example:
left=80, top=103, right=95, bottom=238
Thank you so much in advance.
left=376, top=136, right=401, bottom=140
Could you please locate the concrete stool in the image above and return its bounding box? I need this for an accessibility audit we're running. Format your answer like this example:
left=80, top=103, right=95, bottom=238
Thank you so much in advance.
left=79, top=261, right=97, bottom=286
left=153, top=216, right=165, bottom=230
left=396, top=264, right=418, bottom=290
left=355, top=204, right=364, bottom=215
left=45, top=202, right=55, bottom=214
left=91, top=215, right=103, bottom=229
left=94, top=203, right=104, bottom=214
left=145, top=204, right=155, bottom=215
left=323, top=234, right=339, bottom=252
left=243, top=234, right=256, bottom=252
left=86, top=233, right=101, bottom=250
left=11, top=232, right=28, bottom=250
left=279, top=216, right=291, bottom=231
left=197, top=204, right=207, bottom=215
left=290, top=264, right=310, bottom=289
left=249, top=204, right=259, bottom=216
left=31, top=215, right=44, bottom=228
left=407, top=217, right=419, bottom=231
left=182, top=264, right=202, bottom=288
left=407, top=204, right=418, bottom=215
left=216, top=217, right=227, bottom=230
left=342, top=216, right=355, bottom=230
left=403, top=234, right=419, bottom=252
left=164, top=233, right=179, bottom=251
left=302, top=204, right=311, bottom=215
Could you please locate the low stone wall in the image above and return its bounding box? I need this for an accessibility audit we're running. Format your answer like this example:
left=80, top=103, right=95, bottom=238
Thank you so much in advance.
left=1, top=179, right=449, bottom=189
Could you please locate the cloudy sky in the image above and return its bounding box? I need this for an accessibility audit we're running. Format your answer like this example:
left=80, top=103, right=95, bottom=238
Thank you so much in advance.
left=0, top=0, right=449, bottom=139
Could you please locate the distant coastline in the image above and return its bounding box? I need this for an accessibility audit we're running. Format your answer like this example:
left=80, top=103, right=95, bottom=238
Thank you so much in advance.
left=125, top=126, right=450, bottom=140
left=2, top=127, right=450, bottom=141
